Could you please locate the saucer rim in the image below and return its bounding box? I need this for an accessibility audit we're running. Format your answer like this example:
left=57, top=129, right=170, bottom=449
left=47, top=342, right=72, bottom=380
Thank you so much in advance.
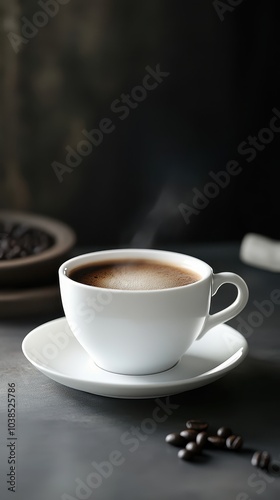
left=22, top=317, right=248, bottom=397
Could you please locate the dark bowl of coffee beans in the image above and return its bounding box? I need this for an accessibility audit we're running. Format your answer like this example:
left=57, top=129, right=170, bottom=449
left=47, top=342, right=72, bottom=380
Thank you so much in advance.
left=0, top=211, right=76, bottom=287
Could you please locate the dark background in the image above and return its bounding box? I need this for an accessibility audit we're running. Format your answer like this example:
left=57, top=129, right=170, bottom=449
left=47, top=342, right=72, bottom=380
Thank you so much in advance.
left=1, top=0, right=279, bottom=247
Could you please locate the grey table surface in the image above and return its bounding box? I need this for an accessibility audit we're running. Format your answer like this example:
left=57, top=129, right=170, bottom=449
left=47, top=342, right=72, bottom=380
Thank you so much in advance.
left=0, top=243, right=280, bottom=500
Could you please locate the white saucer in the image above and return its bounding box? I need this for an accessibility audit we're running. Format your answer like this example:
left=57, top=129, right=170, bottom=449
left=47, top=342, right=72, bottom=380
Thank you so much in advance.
left=22, top=317, right=248, bottom=399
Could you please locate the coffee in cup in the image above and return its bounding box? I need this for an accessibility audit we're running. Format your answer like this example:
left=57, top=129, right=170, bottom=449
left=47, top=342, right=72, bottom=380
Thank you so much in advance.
left=68, top=258, right=201, bottom=290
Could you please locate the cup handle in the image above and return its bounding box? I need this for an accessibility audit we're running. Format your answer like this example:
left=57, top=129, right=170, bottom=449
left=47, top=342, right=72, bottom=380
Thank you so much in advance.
left=196, top=272, right=249, bottom=340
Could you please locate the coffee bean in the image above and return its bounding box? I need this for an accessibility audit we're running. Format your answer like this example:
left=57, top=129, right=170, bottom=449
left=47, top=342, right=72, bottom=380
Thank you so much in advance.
left=186, top=420, right=209, bottom=431
left=6, top=245, right=21, bottom=259
left=196, top=431, right=208, bottom=448
left=251, top=451, right=270, bottom=469
left=217, top=427, right=232, bottom=439
left=269, top=463, right=280, bottom=475
left=226, top=435, right=243, bottom=450
left=165, top=433, right=187, bottom=448
left=166, top=420, right=273, bottom=474
left=207, top=436, right=226, bottom=449
left=0, top=221, right=54, bottom=260
left=13, top=224, right=28, bottom=238
left=178, top=449, right=194, bottom=461
left=186, top=442, right=200, bottom=455
left=180, top=429, right=198, bottom=442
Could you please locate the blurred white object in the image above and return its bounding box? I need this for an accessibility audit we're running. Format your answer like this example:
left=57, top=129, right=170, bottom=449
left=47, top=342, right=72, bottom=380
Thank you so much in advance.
left=240, top=233, right=280, bottom=271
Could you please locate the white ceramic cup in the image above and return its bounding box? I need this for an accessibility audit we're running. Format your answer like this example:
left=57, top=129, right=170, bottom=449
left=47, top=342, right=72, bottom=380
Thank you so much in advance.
left=59, top=248, right=249, bottom=375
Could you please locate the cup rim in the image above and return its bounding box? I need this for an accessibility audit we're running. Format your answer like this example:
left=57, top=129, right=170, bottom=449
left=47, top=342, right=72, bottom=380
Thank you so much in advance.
left=59, top=248, right=212, bottom=294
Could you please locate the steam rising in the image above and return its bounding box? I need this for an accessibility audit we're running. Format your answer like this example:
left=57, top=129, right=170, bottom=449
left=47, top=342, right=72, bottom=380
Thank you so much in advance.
left=129, top=188, right=179, bottom=248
